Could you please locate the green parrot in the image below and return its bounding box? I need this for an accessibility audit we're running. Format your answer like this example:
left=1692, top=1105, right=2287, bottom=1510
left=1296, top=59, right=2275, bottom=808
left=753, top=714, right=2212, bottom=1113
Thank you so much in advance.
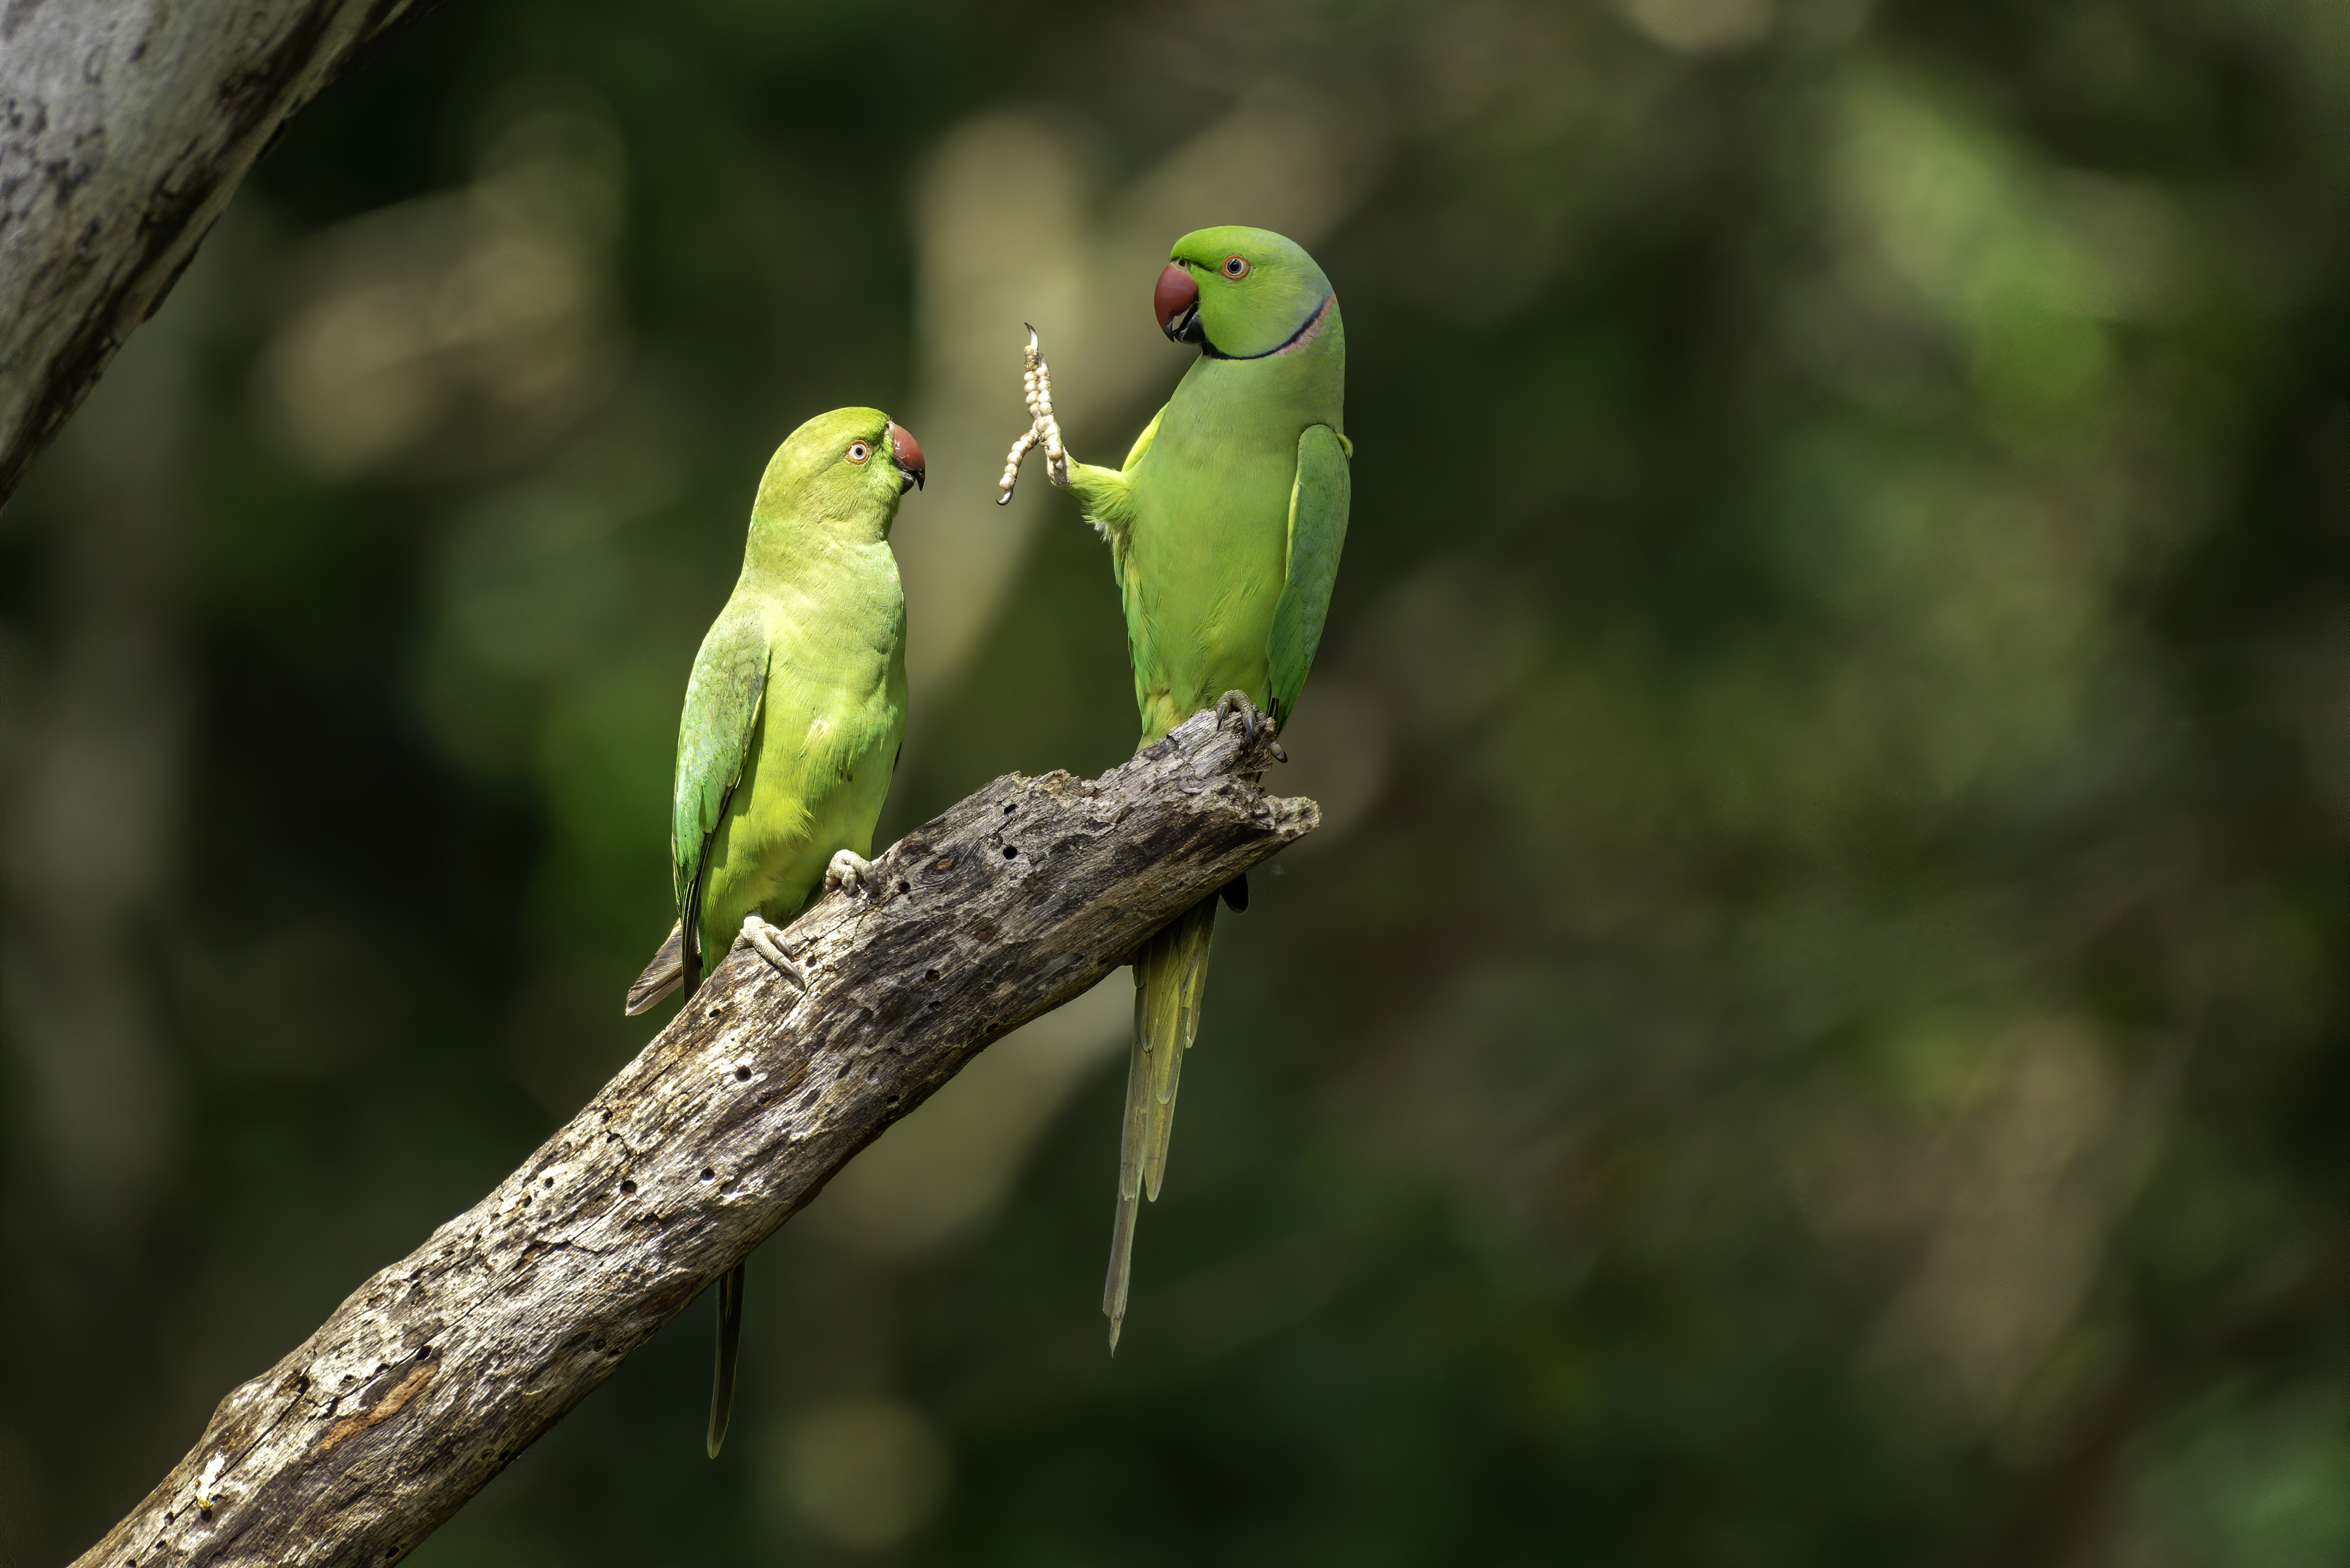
left=1000, top=225, right=1350, bottom=1350
left=624, top=405, right=925, bottom=1455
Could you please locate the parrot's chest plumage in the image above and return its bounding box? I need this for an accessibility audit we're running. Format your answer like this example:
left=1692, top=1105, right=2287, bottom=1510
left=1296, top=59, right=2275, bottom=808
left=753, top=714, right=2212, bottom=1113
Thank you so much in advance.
left=1118, top=346, right=1341, bottom=740
left=699, top=541, right=905, bottom=954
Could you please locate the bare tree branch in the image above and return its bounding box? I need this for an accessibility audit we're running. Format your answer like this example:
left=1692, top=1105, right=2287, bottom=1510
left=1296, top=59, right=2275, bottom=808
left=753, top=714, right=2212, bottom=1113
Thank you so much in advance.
left=0, top=0, right=443, bottom=510
left=75, top=704, right=1315, bottom=1567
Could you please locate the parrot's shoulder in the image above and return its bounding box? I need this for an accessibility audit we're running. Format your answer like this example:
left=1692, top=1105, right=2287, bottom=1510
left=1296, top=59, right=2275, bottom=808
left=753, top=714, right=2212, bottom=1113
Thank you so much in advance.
left=687, top=597, right=771, bottom=693
left=1121, top=404, right=1167, bottom=471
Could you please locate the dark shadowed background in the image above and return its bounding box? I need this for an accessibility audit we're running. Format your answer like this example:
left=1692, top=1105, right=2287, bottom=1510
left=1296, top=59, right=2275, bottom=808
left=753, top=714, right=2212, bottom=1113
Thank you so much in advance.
left=1, top=1, right=2343, bottom=1563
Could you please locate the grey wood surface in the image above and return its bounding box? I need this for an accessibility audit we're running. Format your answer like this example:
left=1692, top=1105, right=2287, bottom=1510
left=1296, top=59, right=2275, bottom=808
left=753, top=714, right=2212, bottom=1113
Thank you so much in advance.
left=0, top=0, right=439, bottom=507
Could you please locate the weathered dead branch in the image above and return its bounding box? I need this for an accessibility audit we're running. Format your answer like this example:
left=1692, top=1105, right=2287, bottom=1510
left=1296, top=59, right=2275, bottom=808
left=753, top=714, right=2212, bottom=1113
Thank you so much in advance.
left=0, top=0, right=443, bottom=509
left=76, top=704, right=1314, bottom=1567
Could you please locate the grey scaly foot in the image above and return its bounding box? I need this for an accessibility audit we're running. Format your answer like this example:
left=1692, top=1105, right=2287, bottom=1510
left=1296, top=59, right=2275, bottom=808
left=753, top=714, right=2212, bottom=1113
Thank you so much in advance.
left=1213, top=689, right=1264, bottom=743
left=824, top=848, right=879, bottom=899
left=996, top=325, right=1070, bottom=505
left=739, top=913, right=806, bottom=989
left=1212, top=690, right=1286, bottom=762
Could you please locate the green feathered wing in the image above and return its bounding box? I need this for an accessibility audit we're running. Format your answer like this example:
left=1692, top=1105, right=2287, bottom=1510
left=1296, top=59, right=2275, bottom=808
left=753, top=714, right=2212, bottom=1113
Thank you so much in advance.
left=677, top=609, right=773, bottom=990
left=623, top=611, right=768, bottom=1015
left=1266, top=424, right=1352, bottom=730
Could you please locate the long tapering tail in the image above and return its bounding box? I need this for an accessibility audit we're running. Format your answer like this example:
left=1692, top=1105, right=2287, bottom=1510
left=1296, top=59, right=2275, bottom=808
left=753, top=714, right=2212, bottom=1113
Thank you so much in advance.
left=1104, top=893, right=1218, bottom=1351
left=706, top=1262, right=745, bottom=1457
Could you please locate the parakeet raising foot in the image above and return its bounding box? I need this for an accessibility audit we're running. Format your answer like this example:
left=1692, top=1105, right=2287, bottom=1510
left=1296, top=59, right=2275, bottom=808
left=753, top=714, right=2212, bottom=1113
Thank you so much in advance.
left=624, top=405, right=924, bottom=1455
left=1000, top=226, right=1350, bottom=1351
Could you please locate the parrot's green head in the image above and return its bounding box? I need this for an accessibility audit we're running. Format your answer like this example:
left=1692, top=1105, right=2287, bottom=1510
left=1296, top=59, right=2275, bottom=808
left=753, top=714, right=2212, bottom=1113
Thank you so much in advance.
left=1155, top=226, right=1335, bottom=361
left=751, top=406, right=925, bottom=542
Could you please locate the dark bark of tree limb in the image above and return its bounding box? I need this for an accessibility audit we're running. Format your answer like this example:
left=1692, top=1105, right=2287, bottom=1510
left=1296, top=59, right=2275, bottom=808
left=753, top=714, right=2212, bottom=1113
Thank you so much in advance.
left=75, top=705, right=1316, bottom=1568
left=0, top=0, right=445, bottom=511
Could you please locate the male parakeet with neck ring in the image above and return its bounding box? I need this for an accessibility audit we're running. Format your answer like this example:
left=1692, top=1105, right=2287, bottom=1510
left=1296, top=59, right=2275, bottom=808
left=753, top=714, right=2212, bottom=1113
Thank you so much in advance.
left=625, top=405, right=925, bottom=1455
left=1000, top=225, right=1350, bottom=1351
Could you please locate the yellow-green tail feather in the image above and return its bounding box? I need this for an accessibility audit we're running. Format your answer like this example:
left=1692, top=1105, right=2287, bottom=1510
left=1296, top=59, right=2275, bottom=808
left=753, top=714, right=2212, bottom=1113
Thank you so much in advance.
left=706, top=1262, right=745, bottom=1457
left=1104, top=894, right=1217, bottom=1350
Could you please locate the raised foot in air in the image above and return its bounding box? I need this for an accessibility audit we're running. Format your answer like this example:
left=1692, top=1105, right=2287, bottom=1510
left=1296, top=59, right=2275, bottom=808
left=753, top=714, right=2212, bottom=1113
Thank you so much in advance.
left=996, top=325, right=1069, bottom=505
left=739, top=914, right=806, bottom=990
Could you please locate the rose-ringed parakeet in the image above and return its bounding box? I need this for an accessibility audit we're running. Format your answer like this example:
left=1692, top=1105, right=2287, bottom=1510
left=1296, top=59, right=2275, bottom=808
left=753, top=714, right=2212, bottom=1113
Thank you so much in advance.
left=624, top=405, right=925, bottom=1455
left=1000, top=226, right=1349, bottom=1350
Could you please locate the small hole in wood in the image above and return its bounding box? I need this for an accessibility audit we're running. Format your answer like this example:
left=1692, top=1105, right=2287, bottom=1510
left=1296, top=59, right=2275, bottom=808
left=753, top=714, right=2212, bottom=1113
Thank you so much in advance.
left=924, top=967, right=939, bottom=980
left=620, top=1179, right=637, bottom=1195
left=1002, top=845, right=1018, bottom=859
left=699, top=1169, right=716, bottom=1183
left=896, top=879, right=910, bottom=894
left=1003, top=803, right=1017, bottom=814
left=417, top=1344, right=432, bottom=1359
left=734, top=1065, right=751, bottom=1081
left=543, top=1177, right=554, bottom=1187
left=886, top=1094, right=900, bottom=1106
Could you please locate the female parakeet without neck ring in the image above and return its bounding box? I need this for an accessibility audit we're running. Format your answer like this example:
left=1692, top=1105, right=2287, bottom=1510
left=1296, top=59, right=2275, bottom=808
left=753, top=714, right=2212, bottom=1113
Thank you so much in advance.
left=624, top=405, right=925, bottom=1455
left=1001, top=225, right=1350, bottom=1351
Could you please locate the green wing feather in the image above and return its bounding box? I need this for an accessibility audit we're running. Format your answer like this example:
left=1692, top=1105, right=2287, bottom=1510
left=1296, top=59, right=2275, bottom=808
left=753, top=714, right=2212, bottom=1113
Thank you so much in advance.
left=672, top=605, right=770, bottom=991
left=1264, top=423, right=1351, bottom=730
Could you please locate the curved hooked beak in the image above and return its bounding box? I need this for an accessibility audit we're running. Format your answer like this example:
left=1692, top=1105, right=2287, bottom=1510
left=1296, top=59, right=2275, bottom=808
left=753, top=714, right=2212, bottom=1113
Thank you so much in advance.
left=1155, top=262, right=1203, bottom=344
left=888, top=421, right=925, bottom=493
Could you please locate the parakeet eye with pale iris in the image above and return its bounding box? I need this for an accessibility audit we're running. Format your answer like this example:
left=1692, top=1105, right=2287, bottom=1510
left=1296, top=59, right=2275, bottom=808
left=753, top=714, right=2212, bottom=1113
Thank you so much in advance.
left=845, top=440, right=873, bottom=464
left=1221, top=255, right=1250, bottom=279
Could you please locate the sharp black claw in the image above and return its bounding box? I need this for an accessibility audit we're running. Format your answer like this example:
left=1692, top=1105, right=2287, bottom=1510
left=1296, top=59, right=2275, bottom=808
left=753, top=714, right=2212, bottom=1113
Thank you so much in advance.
left=1213, top=691, right=1263, bottom=742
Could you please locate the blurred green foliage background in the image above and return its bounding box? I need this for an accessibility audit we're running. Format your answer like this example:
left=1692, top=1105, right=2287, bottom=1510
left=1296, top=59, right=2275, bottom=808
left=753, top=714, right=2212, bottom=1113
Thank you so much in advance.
left=1, top=1, right=2344, bottom=1563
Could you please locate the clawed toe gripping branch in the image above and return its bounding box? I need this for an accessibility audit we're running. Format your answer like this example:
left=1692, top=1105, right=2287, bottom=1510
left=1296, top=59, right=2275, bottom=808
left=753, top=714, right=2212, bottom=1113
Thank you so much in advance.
left=77, top=702, right=1313, bottom=1568
left=1215, top=689, right=1286, bottom=763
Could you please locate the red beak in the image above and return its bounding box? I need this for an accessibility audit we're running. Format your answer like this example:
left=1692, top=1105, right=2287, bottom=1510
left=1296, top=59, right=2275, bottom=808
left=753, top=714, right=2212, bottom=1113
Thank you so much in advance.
left=1155, top=262, right=1201, bottom=342
left=888, top=422, right=925, bottom=491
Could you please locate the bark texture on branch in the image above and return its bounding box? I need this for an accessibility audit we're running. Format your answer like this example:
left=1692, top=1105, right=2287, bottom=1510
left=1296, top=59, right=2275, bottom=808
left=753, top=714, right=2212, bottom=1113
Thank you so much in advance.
left=0, top=0, right=441, bottom=509
left=77, top=705, right=1315, bottom=1568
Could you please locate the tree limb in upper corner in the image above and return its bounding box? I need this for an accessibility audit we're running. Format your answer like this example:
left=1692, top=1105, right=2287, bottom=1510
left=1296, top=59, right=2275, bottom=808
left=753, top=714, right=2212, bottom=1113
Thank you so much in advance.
left=75, top=701, right=1316, bottom=1568
left=0, top=0, right=446, bottom=510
